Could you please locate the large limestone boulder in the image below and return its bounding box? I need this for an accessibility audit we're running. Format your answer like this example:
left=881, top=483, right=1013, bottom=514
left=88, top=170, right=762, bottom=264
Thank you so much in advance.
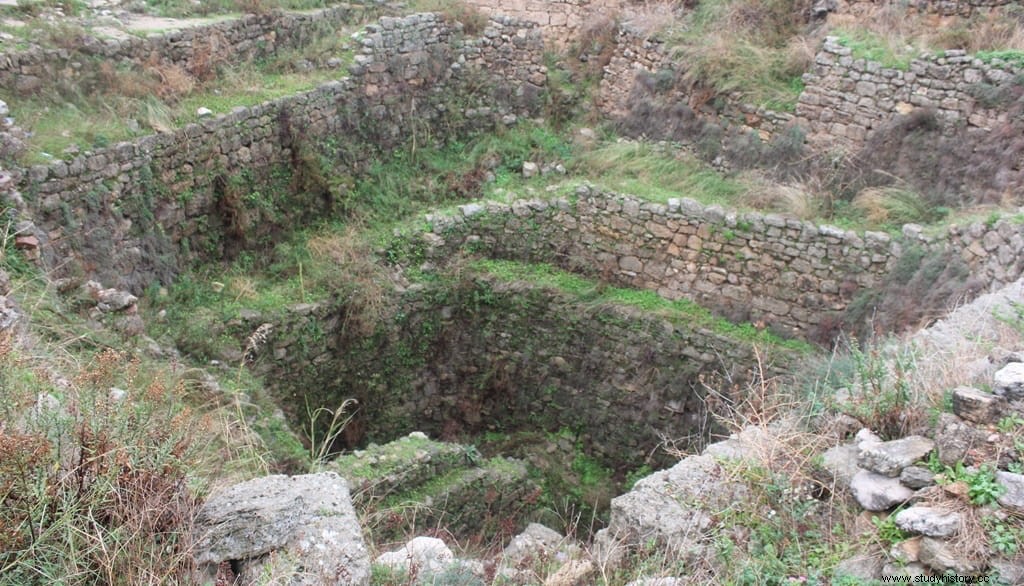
left=193, top=472, right=370, bottom=585
left=595, top=453, right=747, bottom=557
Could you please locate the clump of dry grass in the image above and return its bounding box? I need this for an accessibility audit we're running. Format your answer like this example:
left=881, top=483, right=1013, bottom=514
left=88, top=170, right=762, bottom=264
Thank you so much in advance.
left=0, top=347, right=209, bottom=584
left=306, top=224, right=391, bottom=335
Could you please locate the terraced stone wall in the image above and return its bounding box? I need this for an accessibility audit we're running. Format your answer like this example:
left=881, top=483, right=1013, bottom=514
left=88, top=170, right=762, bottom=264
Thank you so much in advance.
left=9, top=14, right=545, bottom=292
left=0, top=6, right=364, bottom=95
left=417, top=189, right=1024, bottom=338
left=845, top=0, right=1017, bottom=16
left=463, top=0, right=622, bottom=43
left=796, top=37, right=1023, bottom=147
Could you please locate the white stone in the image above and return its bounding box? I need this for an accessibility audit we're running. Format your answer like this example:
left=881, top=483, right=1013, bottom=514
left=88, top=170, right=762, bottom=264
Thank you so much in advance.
left=857, top=435, right=934, bottom=477
left=894, top=506, right=960, bottom=538
left=196, top=107, right=214, bottom=118
left=376, top=536, right=454, bottom=575
left=849, top=470, right=914, bottom=511
left=994, top=362, right=1024, bottom=400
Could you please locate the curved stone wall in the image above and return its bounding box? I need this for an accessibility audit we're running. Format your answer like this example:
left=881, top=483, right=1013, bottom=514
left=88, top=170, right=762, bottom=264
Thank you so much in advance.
left=412, top=188, right=1024, bottom=339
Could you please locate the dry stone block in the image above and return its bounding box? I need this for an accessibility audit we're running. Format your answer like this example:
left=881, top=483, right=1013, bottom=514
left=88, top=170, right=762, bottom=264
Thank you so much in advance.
left=994, top=363, right=1024, bottom=400
left=193, top=472, right=369, bottom=585
left=858, top=435, right=934, bottom=477
left=849, top=470, right=915, bottom=511
left=894, top=506, right=961, bottom=538
left=996, top=470, right=1024, bottom=509
left=952, top=386, right=1004, bottom=424
left=918, top=536, right=984, bottom=574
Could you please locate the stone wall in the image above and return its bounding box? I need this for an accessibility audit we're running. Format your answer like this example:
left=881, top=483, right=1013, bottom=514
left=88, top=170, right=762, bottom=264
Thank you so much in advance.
left=845, top=0, right=1016, bottom=16
left=0, top=6, right=365, bottom=95
left=416, top=188, right=1024, bottom=339
left=796, top=37, right=1023, bottom=147
left=8, top=14, right=545, bottom=292
left=463, top=0, right=622, bottom=43
left=421, top=188, right=893, bottom=338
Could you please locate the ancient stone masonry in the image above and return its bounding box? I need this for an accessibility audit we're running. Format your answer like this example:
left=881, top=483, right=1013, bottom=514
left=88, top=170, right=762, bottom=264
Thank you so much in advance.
left=421, top=189, right=1024, bottom=338
left=796, top=37, right=1023, bottom=147
left=8, top=14, right=545, bottom=292
left=598, top=27, right=795, bottom=143
left=426, top=188, right=897, bottom=338
left=0, top=6, right=365, bottom=95
left=845, top=0, right=1018, bottom=16
left=463, top=0, right=623, bottom=44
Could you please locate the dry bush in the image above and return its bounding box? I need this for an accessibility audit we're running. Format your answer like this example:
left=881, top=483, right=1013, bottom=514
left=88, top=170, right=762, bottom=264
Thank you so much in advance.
left=740, top=175, right=822, bottom=219
left=846, top=108, right=1024, bottom=207
left=621, top=1, right=684, bottom=38
left=188, top=32, right=230, bottom=82
left=415, top=0, right=489, bottom=36
left=306, top=225, right=390, bottom=335
left=851, top=185, right=947, bottom=226
left=920, top=6, right=1024, bottom=52
left=0, top=348, right=213, bottom=584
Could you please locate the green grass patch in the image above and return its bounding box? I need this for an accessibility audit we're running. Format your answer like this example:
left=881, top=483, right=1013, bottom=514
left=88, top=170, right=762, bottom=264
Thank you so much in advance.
left=470, top=259, right=813, bottom=352
left=573, top=142, right=747, bottom=205
left=976, top=49, right=1024, bottom=67
left=833, top=28, right=915, bottom=71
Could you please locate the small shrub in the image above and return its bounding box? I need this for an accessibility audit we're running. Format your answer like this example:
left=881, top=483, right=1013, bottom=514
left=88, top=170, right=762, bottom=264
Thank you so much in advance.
left=872, top=513, right=908, bottom=546
left=965, top=465, right=1006, bottom=506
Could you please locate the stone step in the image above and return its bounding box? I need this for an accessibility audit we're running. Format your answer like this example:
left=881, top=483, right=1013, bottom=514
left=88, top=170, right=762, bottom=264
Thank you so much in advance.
left=332, top=432, right=471, bottom=506
left=367, top=453, right=537, bottom=544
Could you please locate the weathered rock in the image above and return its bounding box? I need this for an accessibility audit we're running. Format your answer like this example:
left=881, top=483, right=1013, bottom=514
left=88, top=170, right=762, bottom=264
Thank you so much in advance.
left=994, top=363, right=1024, bottom=400
left=702, top=426, right=775, bottom=461
left=899, top=466, right=936, bottom=489
left=522, top=161, right=539, bottom=178
left=375, top=536, right=454, bottom=576
left=894, top=506, right=961, bottom=538
left=0, top=269, right=9, bottom=296
left=0, top=295, right=18, bottom=331
left=833, top=552, right=884, bottom=581
left=990, top=558, right=1024, bottom=585
left=502, top=523, right=576, bottom=568
left=821, top=443, right=862, bottom=486
left=881, top=562, right=929, bottom=579
left=890, top=536, right=922, bottom=564
left=94, top=287, right=138, bottom=313
left=849, top=470, right=915, bottom=511
left=935, top=413, right=985, bottom=466
left=952, top=387, right=1004, bottom=424
left=196, top=106, right=214, bottom=118
left=918, top=536, right=984, bottom=574
left=544, top=559, right=594, bottom=586
left=193, top=472, right=369, bottom=585
left=593, top=451, right=749, bottom=566
left=858, top=436, right=934, bottom=477
left=989, top=348, right=1024, bottom=368
left=996, top=470, right=1024, bottom=508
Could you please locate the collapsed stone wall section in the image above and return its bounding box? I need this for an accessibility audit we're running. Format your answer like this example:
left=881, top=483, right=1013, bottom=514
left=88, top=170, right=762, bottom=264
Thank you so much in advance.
left=796, top=37, right=1022, bottom=147
left=8, top=14, right=545, bottom=292
left=598, top=27, right=795, bottom=143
